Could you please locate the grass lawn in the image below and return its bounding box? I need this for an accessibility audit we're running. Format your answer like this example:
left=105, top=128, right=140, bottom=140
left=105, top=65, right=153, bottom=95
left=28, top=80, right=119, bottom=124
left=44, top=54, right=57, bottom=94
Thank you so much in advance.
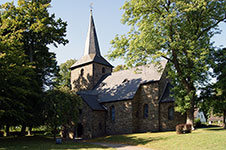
left=0, top=136, right=114, bottom=150
left=89, top=127, right=226, bottom=150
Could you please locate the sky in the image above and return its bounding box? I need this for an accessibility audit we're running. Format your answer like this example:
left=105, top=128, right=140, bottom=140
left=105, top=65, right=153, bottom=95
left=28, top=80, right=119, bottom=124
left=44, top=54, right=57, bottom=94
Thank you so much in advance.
left=1, top=0, right=226, bottom=67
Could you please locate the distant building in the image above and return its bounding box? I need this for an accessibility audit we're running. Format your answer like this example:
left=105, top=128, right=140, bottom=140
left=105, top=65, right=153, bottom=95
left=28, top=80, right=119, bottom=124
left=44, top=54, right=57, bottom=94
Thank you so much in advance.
left=194, top=109, right=207, bottom=123
left=70, top=11, right=185, bottom=139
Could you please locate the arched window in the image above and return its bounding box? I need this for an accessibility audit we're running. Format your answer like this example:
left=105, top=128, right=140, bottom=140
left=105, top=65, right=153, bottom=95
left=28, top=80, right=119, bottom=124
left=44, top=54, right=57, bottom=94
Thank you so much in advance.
left=102, top=67, right=105, bottom=74
left=168, top=106, right=174, bottom=120
left=110, top=105, right=115, bottom=122
left=143, top=104, right=148, bottom=118
left=80, top=68, right=84, bottom=76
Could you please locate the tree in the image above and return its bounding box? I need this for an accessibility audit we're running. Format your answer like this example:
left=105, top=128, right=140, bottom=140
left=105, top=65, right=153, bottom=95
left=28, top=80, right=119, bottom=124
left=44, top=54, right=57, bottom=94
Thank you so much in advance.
left=57, top=59, right=77, bottom=89
left=0, top=0, right=68, bottom=134
left=210, top=48, right=226, bottom=128
left=113, top=64, right=126, bottom=72
left=43, top=88, right=81, bottom=139
left=109, top=0, right=226, bottom=127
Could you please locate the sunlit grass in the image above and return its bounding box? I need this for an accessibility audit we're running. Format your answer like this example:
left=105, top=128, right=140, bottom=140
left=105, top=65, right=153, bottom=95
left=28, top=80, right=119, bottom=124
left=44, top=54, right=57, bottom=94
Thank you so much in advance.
left=89, top=127, right=226, bottom=150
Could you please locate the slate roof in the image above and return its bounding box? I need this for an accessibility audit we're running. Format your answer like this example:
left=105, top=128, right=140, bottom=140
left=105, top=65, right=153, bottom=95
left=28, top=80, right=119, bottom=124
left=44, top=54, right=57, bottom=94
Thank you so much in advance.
left=70, top=11, right=112, bottom=69
left=79, top=94, right=105, bottom=111
left=159, top=82, right=174, bottom=103
left=71, top=54, right=112, bottom=69
left=79, top=60, right=167, bottom=103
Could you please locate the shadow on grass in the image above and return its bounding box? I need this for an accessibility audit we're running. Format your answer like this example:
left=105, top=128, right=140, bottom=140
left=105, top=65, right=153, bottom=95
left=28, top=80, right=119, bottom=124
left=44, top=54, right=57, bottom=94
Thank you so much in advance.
left=204, top=128, right=225, bottom=131
left=89, top=134, right=167, bottom=146
left=0, top=136, right=111, bottom=150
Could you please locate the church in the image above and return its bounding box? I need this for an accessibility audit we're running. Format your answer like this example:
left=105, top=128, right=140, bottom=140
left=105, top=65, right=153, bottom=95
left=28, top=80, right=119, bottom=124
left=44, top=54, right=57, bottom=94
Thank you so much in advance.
left=70, top=11, right=185, bottom=139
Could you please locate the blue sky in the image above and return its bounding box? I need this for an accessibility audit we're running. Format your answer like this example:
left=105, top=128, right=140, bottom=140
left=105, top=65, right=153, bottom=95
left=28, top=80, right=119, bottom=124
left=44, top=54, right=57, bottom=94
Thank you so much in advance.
left=1, top=0, right=226, bottom=67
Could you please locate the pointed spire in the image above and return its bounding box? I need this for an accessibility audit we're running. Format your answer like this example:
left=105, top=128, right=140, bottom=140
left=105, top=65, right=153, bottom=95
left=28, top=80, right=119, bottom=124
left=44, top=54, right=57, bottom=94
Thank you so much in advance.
left=84, top=10, right=101, bottom=56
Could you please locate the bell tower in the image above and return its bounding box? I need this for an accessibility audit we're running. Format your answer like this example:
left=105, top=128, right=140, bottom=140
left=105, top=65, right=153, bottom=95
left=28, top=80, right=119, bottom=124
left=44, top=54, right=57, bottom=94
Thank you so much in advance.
left=70, top=11, right=113, bottom=92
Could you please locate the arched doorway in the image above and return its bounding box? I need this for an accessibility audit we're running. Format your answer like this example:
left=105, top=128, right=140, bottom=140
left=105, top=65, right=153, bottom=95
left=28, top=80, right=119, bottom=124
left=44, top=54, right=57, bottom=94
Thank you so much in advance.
left=77, top=123, right=83, bottom=138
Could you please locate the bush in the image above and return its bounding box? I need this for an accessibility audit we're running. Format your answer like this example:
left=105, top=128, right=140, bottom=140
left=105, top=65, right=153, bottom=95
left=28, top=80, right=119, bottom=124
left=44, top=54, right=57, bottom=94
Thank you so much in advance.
left=194, top=118, right=202, bottom=128
left=176, top=124, right=192, bottom=134
left=184, top=124, right=192, bottom=133
left=0, top=131, right=4, bottom=137
left=176, top=124, right=185, bottom=134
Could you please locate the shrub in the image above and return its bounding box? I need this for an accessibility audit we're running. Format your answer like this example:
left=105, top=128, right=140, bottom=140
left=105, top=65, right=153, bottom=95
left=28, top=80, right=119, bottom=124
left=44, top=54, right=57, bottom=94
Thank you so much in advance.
left=184, top=124, right=192, bottom=133
left=194, top=118, right=202, bottom=128
left=0, top=131, right=4, bottom=137
left=176, top=124, right=192, bottom=134
left=176, top=124, right=185, bottom=134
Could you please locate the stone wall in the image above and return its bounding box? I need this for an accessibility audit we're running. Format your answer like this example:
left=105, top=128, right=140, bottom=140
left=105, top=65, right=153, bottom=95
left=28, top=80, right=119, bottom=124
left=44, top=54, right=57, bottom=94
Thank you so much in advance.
left=159, top=102, right=186, bottom=131
left=132, top=82, right=160, bottom=133
left=78, top=101, right=93, bottom=139
left=71, top=63, right=112, bottom=92
left=93, top=63, right=112, bottom=87
left=78, top=101, right=106, bottom=139
left=71, top=64, right=94, bottom=91
left=103, top=100, right=133, bottom=135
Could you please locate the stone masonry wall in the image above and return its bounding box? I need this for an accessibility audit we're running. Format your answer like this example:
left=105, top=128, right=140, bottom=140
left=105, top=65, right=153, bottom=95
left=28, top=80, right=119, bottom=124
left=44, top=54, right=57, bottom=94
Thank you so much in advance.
left=103, top=100, right=133, bottom=135
left=159, top=102, right=186, bottom=131
left=93, top=63, right=112, bottom=87
left=79, top=101, right=106, bottom=139
left=132, top=82, right=160, bottom=133
left=71, top=64, right=94, bottom=91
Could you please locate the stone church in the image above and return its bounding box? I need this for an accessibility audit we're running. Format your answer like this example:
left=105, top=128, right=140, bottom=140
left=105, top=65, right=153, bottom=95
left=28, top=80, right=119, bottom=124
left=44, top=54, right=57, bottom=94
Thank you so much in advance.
left=70, top=11, right=185, bottom=139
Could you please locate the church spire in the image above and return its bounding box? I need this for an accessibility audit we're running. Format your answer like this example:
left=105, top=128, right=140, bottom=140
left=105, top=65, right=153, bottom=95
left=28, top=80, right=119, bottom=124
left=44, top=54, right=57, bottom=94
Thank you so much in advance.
left=84, top=10, right=101, bottom=56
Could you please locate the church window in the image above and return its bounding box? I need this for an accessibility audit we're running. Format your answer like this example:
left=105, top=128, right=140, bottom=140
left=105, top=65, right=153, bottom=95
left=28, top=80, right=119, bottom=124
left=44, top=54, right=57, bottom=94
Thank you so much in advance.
left=80, top=68, right=84, bottom=76
left=143, top=104, right=148, bottom=118
left=110, top=105, right=115, bottom=122
left=99, top=122, right=102, bottom=130
left=168, top=106, right=174, bottom=120
left=102, top=67, right=105, bottom=73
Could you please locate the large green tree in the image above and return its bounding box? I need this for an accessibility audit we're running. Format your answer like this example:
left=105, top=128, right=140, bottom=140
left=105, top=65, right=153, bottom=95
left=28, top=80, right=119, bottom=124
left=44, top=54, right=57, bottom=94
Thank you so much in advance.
left=43, top=88, right=81, bottom=139
left=0, top=0, right=68, bottom=134
left=109, top=0, right=226, bottom=127
left=57, top=59, right=77, bottom=89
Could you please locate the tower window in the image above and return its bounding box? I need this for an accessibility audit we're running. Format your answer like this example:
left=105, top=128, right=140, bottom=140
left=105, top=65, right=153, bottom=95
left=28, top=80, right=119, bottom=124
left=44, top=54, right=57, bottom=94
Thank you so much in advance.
left=80, top=68, right=84, bottom=76
left=102, top=67, right=105, bottom=73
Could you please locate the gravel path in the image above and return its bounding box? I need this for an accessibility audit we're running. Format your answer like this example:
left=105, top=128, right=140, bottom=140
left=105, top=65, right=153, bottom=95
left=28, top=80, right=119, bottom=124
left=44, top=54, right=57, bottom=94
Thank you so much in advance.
left=91, top=142, right=152, bottom=150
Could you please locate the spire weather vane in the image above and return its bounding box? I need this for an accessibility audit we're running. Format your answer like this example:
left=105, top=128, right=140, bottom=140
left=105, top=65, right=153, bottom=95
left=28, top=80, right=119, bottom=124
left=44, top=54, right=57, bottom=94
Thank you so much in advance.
left=90, top=3, right=93, bottom=12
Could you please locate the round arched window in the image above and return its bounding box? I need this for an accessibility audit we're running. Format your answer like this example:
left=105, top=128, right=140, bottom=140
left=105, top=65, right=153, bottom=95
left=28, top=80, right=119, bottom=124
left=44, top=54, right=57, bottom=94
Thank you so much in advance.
left=102, top=67, right=105, bottom=74
left=80, top=68, right=84, bottom=76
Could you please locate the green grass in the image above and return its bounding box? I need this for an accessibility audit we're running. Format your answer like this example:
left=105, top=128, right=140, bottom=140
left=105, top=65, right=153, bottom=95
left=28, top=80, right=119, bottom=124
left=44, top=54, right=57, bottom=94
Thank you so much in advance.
left=89, top=127, right=226, bottom=150
left=0, top=136, right=114, bottom=150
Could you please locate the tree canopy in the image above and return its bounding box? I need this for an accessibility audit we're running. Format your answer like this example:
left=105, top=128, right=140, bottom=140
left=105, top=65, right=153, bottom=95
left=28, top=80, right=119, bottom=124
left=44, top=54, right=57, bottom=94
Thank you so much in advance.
left=109, top=0, right=226, bottom=126
left=0, top=0, right=68, bottom=132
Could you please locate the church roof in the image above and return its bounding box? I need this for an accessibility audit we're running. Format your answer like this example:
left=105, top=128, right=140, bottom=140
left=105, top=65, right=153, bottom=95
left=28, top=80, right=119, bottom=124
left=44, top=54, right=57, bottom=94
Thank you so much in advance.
left=71, top=11, right=113, bottom=69
left=159, top=82, right=174, bottom=103
left=79, top=60, right=167, bottom=103
left=79, top=94, right=105, bottom=111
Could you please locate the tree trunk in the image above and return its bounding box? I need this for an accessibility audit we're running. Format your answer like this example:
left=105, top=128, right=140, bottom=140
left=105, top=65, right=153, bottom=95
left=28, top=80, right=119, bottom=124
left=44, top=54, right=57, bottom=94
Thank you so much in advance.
left=186, top=100, right=195, bottom=130
left=223, top=110, right=226, bottom=129
left=54, top=126, right=57, bottom=140
left=20, top=125, right=26, bottom=136
left=28, top=126, right=32, bottom=136
left=6, top=125, right=10, bottom=136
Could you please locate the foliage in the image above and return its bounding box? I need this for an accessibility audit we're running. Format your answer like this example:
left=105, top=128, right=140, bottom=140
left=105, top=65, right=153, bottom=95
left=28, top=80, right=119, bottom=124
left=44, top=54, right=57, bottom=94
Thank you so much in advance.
left=108, top=0, right=226, bottom=125
left=200, top=48, right=226, bottom=127
left=194, top=118, right=202, bottom=128
left=113, top=64, right=126, bottom=72
left=57, top=59, right=77, bottom=89
left=43, top=88, right=81, bottom=138
left=0, top=0, right=68, bottom=132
